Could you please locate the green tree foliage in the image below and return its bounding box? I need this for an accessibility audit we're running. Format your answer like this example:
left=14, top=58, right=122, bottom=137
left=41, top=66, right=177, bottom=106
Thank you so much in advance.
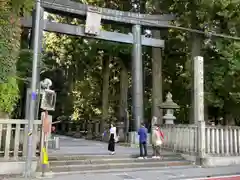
left=0, top=77, right=19, bottom=114
left=157, top=0, right=240, bottom=123
left=0, top=0, right=33, bottom=115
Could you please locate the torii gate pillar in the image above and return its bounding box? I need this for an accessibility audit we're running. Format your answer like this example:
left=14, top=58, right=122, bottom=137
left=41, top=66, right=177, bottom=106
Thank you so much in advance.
left=132, top=24, right=143, bottom=131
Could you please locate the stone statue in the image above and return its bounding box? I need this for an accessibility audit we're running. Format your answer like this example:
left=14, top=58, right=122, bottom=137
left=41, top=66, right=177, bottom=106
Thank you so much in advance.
left=166, top=92, right=173, bottom=102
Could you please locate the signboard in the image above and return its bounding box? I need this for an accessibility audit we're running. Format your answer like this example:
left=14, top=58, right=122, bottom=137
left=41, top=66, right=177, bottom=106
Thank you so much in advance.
left=40, top=89, right=56, bottom=111
left=85, top=7, right=102, bottom=36
left=41, top=111, right=52, bottom=140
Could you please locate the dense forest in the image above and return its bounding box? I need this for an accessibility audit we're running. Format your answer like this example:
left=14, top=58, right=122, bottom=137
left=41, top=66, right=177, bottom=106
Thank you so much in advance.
left=1, top=0, right=240, bottom=130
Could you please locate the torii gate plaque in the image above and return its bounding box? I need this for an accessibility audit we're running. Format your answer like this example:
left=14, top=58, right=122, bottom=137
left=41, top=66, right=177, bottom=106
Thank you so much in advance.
left=21, top=0, right=174, bottom=131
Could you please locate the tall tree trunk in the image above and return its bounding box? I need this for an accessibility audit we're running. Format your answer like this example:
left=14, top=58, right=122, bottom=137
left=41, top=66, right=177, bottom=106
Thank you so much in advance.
left=151, top=30, right=163, bottom=125
left=190, top=34, right=202, bottom=124
left=101, top=56, right=110, bottom=133
left=189, top=0, right=204, bottom=124
left=150, top=0, right=163, bottom=125
left=119, top=61, right=129, bottom=140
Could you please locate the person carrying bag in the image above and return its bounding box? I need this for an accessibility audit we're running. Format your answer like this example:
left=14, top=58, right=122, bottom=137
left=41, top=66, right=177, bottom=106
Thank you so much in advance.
left=152, top=124, right=164, bottom=159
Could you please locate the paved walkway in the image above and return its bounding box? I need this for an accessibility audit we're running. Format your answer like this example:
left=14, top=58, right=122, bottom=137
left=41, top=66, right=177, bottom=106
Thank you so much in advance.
left=48, top=135, right=157, bottom=157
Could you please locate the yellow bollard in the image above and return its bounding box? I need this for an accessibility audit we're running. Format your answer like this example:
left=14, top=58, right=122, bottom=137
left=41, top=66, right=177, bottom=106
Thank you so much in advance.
left=41, top=146, right=49, bottom=177
left=42, top=147, right=49, bottom=165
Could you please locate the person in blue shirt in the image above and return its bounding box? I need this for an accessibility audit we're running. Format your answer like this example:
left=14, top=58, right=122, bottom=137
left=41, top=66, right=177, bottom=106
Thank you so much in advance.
left=138, top=123, right=148, bottom=159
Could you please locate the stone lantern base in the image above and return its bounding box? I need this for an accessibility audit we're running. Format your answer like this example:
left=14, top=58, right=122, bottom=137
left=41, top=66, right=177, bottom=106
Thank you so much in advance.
left=165, top=119, right=174, bottom=125
left=163, top=113, right=176, bottom=125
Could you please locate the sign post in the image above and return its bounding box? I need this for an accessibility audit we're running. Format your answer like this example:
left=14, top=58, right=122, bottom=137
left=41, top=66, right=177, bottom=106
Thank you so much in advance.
left=40, top=110, right=51, bottom=176
left=24, top=0, right=41, bottom=178
left=39, top=78, right=56, bottom=177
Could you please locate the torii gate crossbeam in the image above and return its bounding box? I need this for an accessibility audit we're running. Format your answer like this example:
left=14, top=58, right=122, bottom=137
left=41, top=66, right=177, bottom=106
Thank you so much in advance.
left=41, top=0, right=175, bottom=27
left=21, top=18, right=165, bottom=47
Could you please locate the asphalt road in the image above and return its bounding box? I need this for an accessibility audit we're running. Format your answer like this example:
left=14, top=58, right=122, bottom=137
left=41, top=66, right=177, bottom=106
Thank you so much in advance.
left=29, top=165, right=240, bottom=180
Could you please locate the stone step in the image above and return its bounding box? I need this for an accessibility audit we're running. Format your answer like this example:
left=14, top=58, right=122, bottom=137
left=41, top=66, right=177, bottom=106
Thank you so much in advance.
left=48, top=151, right=180, bottom=161
left=49, top=159, right=192, bottom=173
left=49, top=156, right=185, bottom=166
left=36, top=164, right=197, bottom=176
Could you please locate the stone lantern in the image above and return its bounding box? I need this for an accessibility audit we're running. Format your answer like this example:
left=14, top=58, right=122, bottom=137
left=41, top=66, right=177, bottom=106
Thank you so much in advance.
left=159, top=92, right=179, bottom=125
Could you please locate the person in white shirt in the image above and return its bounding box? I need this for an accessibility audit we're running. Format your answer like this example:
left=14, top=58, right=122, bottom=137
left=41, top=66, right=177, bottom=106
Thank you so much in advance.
left=108, top=124, right=116, bottom=155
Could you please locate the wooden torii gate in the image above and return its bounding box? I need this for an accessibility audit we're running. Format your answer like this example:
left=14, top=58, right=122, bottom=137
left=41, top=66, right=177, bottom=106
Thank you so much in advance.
left=21, top=0, right=175, bottom=131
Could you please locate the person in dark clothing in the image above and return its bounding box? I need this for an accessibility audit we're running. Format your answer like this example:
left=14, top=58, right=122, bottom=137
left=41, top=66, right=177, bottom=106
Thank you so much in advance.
left=138, top=123, right=148, bottom=159
left=108, top=124, right=116, bottom=155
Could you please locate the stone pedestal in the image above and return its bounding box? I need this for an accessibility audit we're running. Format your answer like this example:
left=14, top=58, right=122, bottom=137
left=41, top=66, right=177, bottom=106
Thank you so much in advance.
left=74, top=125, right=81, bottom=138
left=163, top=109, right=176, bottom=125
